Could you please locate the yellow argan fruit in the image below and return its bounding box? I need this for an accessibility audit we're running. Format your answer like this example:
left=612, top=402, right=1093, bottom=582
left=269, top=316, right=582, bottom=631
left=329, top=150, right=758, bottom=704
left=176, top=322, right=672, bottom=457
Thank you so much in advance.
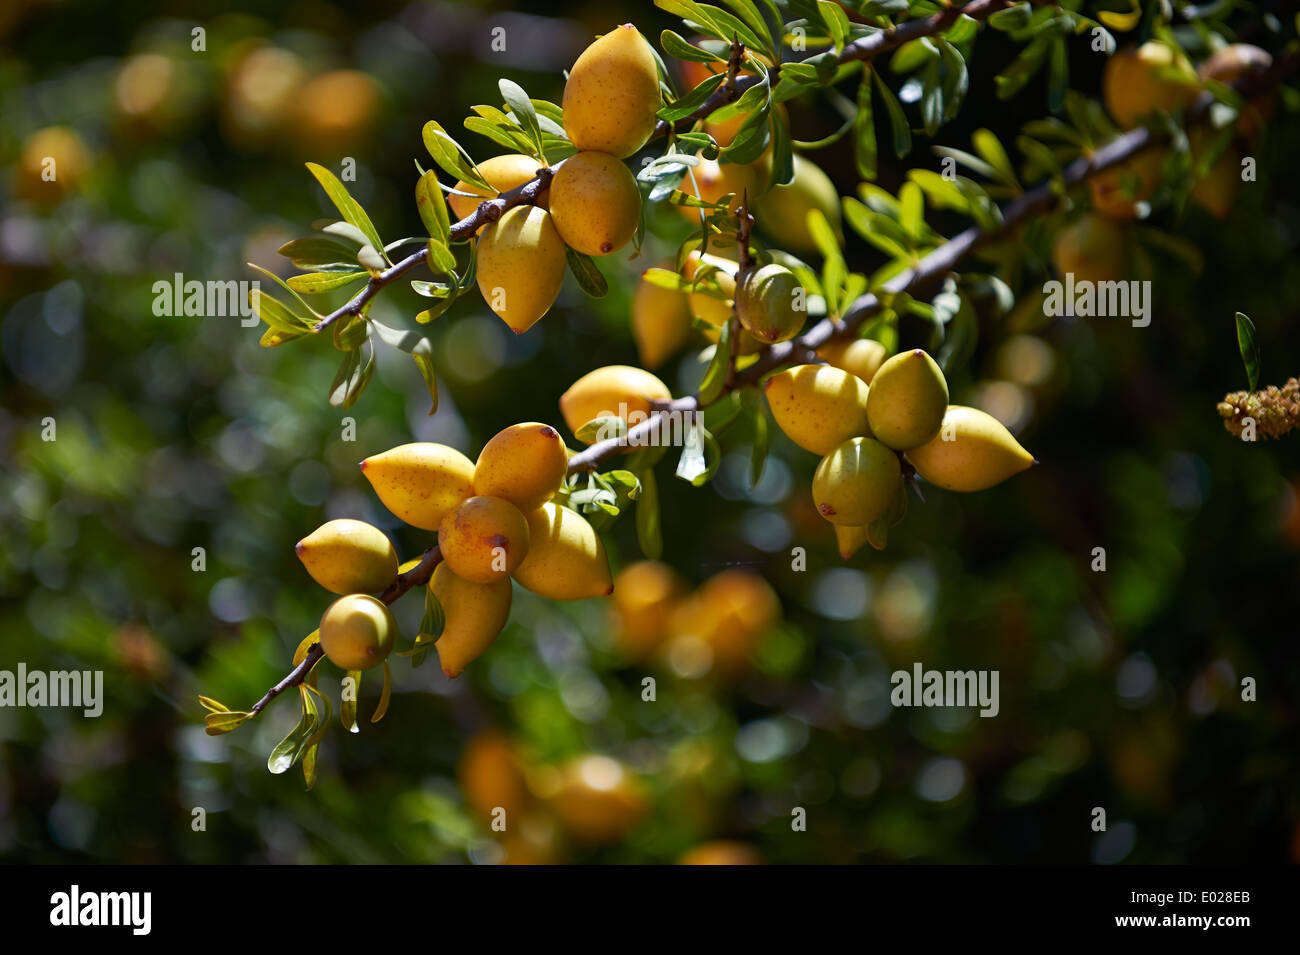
left=548, top=150, right=641, bottom=256
left=431, top=563, right=512, bottom=678
left=764, top=364, right=871, bottom=456
left=1199, top=43, right=1274, bottom=140
left=476, top=205, right=567, bottom=334
left=812, top=437, right=901, bottom=526
left=16, top=126, right=90, bottom=202
left=319, top=594, right=396, bottom=671
left=438, top=495, right=531, bottom=583
left=1103, top=42, right=1199, bottom=131
left=474, top=422, right=569, bottom=512
left=115, top=53, right=188, bottom=134
left=866, top=349, right=949, bottom=451
left=736, top=264, right=806, bottom=343
left=1189, top=128, right=1239, bottom=220
left=904, top=405, right=1035, bottom=492
left=560, top=365, right=671, bottom=442
left=610, top=560, right=686, bottom=660
left=448, top=153, right=548, bottom=230
left=361, top=443, right=475, bottom=531
left=1089, top=148, right=1165, bottom=220
left=458, top=729, right=530, bottom=820
left=833, top=522, right=872, bottom=560
left=675, top=157, right=757, bottom=223
left=683, top=250, right=737, bottom=328
left=818, top=338, right=888, bottom=385
left=295, top=70, right=380, bottom=153
left=678, top=841, right=763, bottom=865
left=547, top=755, right=649, bottom=844
left=562, top=24, right=661, bottom=158
left=632, top=271, right=692, bottom=369
left=1052, top=213, right=1126, bottom=286
left=295, top=518, right=399, bottom=595
left=513, top=502, right=613, bottom=600
left=753, top=155, right=842, bottom=256
left=668, top=569, right=779, bottom=677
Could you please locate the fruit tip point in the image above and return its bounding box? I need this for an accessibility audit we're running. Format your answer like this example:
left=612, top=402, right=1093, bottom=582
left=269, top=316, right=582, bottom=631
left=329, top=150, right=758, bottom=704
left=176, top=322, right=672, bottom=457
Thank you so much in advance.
left=294, top=541, right=305, bottom=556
left=359, top=458, right=368, bottom=470
left=605, top=583, right=615, bottom=596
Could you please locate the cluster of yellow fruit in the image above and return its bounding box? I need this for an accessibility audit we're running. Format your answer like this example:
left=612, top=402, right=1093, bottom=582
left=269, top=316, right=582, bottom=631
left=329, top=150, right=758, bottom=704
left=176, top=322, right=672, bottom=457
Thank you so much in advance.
left=466, top=25, right=661, bottom=335
left=1054, top=42, right=1273, bottom=284
left=610, top=562, right=780, bottom=678
left=765, top=346, right=1035, bottom=556
left=294, top=423, right=613, bottom=679
left=457, top=729, right=761, bottom=863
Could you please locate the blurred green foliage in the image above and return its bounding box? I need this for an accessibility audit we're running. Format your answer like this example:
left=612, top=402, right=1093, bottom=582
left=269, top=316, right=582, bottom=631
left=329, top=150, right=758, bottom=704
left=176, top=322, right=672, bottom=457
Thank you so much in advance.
left=1, top=0, right=1299, bottom=865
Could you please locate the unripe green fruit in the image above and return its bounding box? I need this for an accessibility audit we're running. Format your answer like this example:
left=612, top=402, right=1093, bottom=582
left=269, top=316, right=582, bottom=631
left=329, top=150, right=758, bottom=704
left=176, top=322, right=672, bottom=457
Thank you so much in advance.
left=438, top=495, right=531, bottom=583
left=904, top=405, right=1035, bottom=492
left=549, top=151, right=641, bottom=256
left=753, top=155, right=842, bottom=256
left=360, top=442, right=475, bottom=531
left=474, top=422, right=570, bottom=512
left=476, top=205, right=567, bottom=334
left=736, top=264, right=805, bottom=343
left=866, top=349, right=949, bottom=451
left=562, top=24, right=661, bottom=159
left=513, top=502, right=613, bottom=600
left=296, top=518, right=399, bottom=595
left=812, top=437, right=901, bottom=526
left=431, top=563, right=512, bottom=678
left=764, top=364, right=871, bottom=456
left=319, top=594, right=396, bottom=671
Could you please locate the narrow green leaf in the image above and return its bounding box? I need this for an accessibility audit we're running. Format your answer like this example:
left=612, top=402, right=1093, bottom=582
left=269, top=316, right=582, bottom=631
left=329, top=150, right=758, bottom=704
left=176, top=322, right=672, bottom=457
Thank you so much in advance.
left=371, top=661, right=392, bottom=724
left=661, top=30, right=723, bottom=64
left=1235, top=312, right=1260, bottom=392
left=854, top=71, right=877, bottom=180
left=566, top=248, right=608, bottom=298
left=658, top=72, right=726, bottom=122
left=287, top=271, right=367, bottom=294
left=305, top=163, right=386, bottom=263
left=204, top=710, right=252, bottom=735
left=416, top=170, right=451, bottom=245
left=422, top=121, right=491, bottom=191
left=873, top=68, right=912, bottom=159
left=698, top=320, right=733, bottom=405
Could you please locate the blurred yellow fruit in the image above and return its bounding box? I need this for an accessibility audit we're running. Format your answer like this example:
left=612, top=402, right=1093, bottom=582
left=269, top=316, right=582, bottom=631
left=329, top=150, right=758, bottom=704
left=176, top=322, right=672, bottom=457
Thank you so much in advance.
left=1088, top=148, right=1165, bottom=220
left=1051, top=213, right=1126, bottom=286
left=295, top=69, right=380, bottom=153
left=1189, top=128, right=1240, bottom=220
left=560, top=365, right=671, bottom=442
left=223, top=45, right=307, bottom=146
left=295, top=518, right=399, bottom=595
left=632, top=270, right=692, bottom=369
left=678, top=841, right=763, bottom=865
left=319, top=594, right=396, bottom=671
left=753, top=155, right=842, bottom=256
left=1198, top=43, right=1274, bottom=140
left=676, top=157, right=756, bottom=223
left=818, top=338, right=888, bottom=385
left=361, top=442, right=475, bottom=531
left=866, top=349, right=949, bottom=451
left=669, top=569, right=779, bottom=677
left=458, top=729, right=529, bottom=819
left=547, top=755, right=649, bottom=844
left=562, top=24, right=661, bottom=158
left=813, top=436, right=901, bottom=525
left=474, top=422, right=570, bottom=512
left=476, top=205, right=567, bottom=334
left=16, top=126, right=89, bottom=201
left=610, top=560, right=686, bottom=659
left=114, top=53, right=190, bottom=134
left=764, top=364, right=871, bottom=455
left=1103, top=42, right=1198, bottom=130
left=431, top=563, right=512, bottom=678
left=549, top=150, right=641, bottom=256
left=513, top=503, right=613, bottom=600
left=438, top=496, right=531, bottom=583
left=904, top=405, right=1035, bottom=492
left=448, top=153, right=549, bottom=230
